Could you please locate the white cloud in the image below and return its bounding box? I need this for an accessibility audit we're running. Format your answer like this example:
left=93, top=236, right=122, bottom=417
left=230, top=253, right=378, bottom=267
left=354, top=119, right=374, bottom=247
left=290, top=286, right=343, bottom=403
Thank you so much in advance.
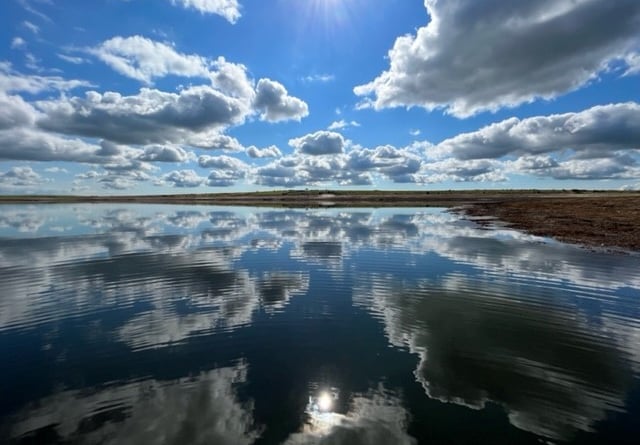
left=621, top=183, right=640, bottom=191
left=348, top=145, right=423, bottom=183
left=24, top=52, right=41, bottom=71
left=301, top=73, right=335, bottom=83
left=187, top=133, right=244, bottom=151
left=198, top=154, right=250, bottom=186
left=254, top=153, right=372, bottom=187
left=44, top=167, right=68, bottom=173
left=0, top=127, right=130, bottom=164
left=139, top=144, right=192, bottom=162
left=163, top=169, right=206, bottom=187
left=246, top=145, right=281, bottom=158
left=11, top=37, right=26, bottom=50
left=0, top=92, right=37, bottom=129
left=355, top=0, right=640, bottom=117
left=432, top=102, right=640, bottom=160
left=624, top=53, right=640, bottom=75
left=0, top=166, right=43, bottom=187
left=90, top=36, right=210, bottom=84
left=198, top=154, right=248, bottom=170
left=0, top=62, right=93, bottom=94
left=421, top=158, right=507, bottom=183
left=289, top=131, right=345, bottom=156
left=36, top=86, right=251, bottom=145
left=17, top=0, right=52, bottom=23
left=169, top=0, right=241, bottom=23
left=57, top=54, right=88, bottom=65
left=328, top=120, right=360, bottom=130
left=254, top=78, right=309, bottom=122
left=208, top=57, right=255, bottom=99
left=0, top=94, right=143, bottom=168
left=23, top=20, right=39, bottom=34
left=410, top=129, right=421, bottom=136
left=509, top=155, right=639, bottom=180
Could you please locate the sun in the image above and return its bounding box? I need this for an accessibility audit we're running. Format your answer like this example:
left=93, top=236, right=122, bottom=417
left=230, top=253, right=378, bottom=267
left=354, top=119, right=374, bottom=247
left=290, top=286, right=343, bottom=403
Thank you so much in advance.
left=298, top=0, right=357, bottom=30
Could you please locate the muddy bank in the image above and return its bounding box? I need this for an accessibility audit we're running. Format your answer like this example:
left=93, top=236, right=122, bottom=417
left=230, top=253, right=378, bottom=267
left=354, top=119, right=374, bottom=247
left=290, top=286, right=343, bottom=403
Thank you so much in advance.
left=459, top=195, right=640, bottom=252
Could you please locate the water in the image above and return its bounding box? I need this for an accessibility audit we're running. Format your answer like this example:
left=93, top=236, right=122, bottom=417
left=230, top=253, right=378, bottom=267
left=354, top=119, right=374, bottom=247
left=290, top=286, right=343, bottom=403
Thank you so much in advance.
left=1, top=204, right=640, bottom=444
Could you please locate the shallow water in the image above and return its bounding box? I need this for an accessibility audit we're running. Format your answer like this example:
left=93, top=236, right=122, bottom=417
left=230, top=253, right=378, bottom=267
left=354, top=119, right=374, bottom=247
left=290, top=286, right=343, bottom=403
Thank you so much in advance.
left=1, top=204, right=640, bottom=444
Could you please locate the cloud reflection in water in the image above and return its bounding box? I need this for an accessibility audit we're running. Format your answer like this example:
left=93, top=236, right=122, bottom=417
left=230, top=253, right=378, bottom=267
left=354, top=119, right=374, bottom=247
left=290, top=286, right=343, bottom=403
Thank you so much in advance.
left=354, top=274, right=635, bottom=440
left=1, top=204, right=640, bottom=443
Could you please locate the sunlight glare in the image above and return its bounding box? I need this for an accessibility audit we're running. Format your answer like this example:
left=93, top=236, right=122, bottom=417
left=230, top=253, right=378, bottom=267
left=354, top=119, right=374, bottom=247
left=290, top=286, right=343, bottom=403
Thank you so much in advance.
left=318, top=391, right=333, bottom=411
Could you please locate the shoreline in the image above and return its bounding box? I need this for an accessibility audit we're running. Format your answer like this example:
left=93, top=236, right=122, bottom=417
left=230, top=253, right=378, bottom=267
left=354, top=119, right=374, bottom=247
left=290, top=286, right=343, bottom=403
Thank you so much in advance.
left=1, top=190, right=639, bottom=252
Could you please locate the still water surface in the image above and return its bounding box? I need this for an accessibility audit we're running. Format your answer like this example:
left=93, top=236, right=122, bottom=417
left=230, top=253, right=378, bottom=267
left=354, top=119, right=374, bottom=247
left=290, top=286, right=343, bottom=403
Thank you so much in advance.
left=1, top=204, right=640, bottom=444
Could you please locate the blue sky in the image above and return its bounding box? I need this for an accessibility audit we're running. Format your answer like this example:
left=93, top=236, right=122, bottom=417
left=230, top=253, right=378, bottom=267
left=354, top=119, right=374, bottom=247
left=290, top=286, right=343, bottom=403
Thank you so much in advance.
left=1, top=0, right=639, bottom=194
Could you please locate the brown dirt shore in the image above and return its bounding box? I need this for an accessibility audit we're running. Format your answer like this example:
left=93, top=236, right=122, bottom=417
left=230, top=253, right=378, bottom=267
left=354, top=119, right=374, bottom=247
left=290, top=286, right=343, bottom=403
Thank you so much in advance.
left=1, top=190, right=639, bottom=251
left=457, top=193, right=640, bottom=252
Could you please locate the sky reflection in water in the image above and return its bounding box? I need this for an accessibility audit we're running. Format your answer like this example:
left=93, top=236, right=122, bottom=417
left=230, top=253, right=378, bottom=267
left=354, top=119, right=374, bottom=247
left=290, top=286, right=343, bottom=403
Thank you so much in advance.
left=1, top=204, right=640, bottom=444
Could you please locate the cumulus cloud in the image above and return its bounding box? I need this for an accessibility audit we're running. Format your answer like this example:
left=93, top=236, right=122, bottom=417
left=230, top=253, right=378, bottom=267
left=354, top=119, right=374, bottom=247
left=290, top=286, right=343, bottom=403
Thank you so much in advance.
left=90, top=36, right=210, bottom=84
left=510, top=155, right=639, bottom=181
left=433, top=103, right=640, bottom=160
left=0, top=166, right=43, bottom=187
left=254, top=154, right=372, bottom=187
left=30, top=42, right=307, bottom=150
left=422, top=158, right=507, bottom=183
left=0, top=93, right=146, bottom=169
left=36, top=87, right=250, bottom=145
left=208, top=57, right=255, bottom=99
left=411, top=101, right=640, bottom=183
left=139, top=144, right=192, bottom=162
left=188, top=133, right=244, bottom=151
left=169, top=0, right=241, bottom=23
left=0, top=127, right=127, bottom=164
left=197, top=154, right=249, bottom=186
left=95, top=162, right=156, bottom=190
left=254, top=136, right=427, bottom=187
left=355, top=0, right=640, bottom=117
left=163, top=169, right=206, bottom=187
left=289, top=131, right=345, bottom=156
left=198, top=154, right=248, bottom=170
left=254, top=78, right=309, bottom=122
left=348, top=145, right=422, bottom=183
left=0, top=92, right=36, bottom=129
left=246, top=145, right=281, bottom=158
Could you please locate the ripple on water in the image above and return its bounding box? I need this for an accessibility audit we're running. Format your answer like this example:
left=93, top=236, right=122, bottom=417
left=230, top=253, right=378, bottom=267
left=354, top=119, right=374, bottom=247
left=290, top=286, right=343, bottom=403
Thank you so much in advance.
left=1, top=204, right=640, bottom=444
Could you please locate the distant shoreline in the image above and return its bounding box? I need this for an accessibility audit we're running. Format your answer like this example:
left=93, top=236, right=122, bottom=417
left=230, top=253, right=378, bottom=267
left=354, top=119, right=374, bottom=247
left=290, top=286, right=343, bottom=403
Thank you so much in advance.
left=1, top=190, right=639, bottom=252
left=0, top=189, right=635, bottom=205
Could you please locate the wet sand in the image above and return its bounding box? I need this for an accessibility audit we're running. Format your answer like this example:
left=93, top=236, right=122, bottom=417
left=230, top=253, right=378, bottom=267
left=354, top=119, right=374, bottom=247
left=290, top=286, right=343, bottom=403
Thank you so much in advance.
left=1, top=190, right=639, bottom=251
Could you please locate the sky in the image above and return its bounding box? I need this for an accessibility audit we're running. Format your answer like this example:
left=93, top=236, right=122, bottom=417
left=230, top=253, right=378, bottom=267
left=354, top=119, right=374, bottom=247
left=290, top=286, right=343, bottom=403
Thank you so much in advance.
left=1, top=0, right=639, bottom=195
